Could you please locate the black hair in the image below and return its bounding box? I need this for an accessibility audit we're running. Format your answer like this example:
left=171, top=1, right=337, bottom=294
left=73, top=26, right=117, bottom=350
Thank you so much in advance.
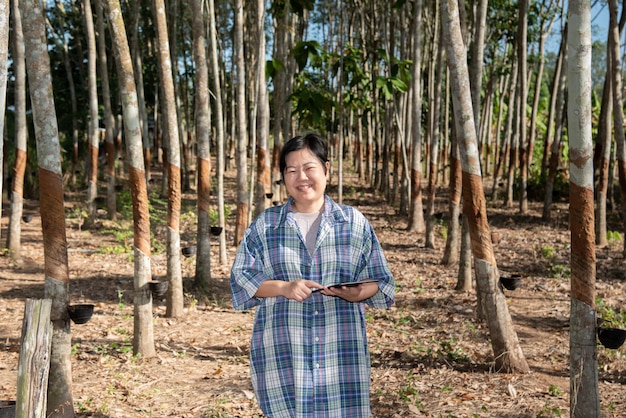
left=279, top=133, right=328, bottom=178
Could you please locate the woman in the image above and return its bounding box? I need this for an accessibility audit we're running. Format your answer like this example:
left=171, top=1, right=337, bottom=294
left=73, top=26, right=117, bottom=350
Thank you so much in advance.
left=230, top=133, right=395, bottom=417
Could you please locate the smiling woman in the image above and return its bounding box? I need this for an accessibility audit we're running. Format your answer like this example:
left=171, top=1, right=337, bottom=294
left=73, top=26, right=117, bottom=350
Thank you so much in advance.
left=230, top=133, right=396, bottom=417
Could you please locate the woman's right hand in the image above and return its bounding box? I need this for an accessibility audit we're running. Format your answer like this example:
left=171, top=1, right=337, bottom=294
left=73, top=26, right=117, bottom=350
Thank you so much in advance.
left=284, top=280, right=323, bottom=302
left=254, top=280, right=323, bottom=302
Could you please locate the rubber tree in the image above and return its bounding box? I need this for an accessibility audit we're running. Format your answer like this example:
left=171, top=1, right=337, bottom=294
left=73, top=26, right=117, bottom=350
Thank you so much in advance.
left=84, top=0, right=100, bottom=228
left=208, top=0, right=228, bottom=264
left=6, top=0, right=26, bottom=260
left=153, top=0, right=184, bottom=317
left=106, top=0, right=156, bottom=357
left=568, top=1, right=599, bottom=416
left=407, top=0, right=425, bottom=234
left=191, top=0, right=212, bottom=290
left=442, top=0, right=529, bottom=373
left=233, top=0, right=248, bottom=245
left=95, top=0, right=117, bottom=220
left=20, top=0, right=75, bottom=414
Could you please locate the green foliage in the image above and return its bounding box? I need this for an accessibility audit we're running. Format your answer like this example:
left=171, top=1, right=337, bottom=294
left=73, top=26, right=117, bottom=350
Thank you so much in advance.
left=596, top=297, right=626, bottom=329
left=396, top=372, right=424, bottom=409
left=546, top=263, right=570, bottom=279
left=548, top=384, right=562, bottom=397
left=607, top=230, right=623, bottom=242
left=536, top=402, right=563, bottom=417
left=292, top=40, right=322, bottom=71
left=437, top=338, right=469, bottom=364
left=541, top=245, right=556, bottom=260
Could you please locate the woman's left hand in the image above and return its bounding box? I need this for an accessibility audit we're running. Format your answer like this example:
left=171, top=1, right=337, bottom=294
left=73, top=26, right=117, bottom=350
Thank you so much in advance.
left=321, top=282, right=379, bottom=302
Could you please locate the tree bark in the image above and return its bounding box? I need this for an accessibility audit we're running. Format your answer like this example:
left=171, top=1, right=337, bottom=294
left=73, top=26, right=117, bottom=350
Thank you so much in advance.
left=20, top=0, right=75, bottom=414
left=425, top=4, right=441, bottom=249
left=95, top=0, right=117, bottom=220
left=543, top=32, right=567, bottom=221
left=516, top=0, right=529, bottom=214
left=234, top=0, right=249, bottom=245
left=191, top=0, right=212, bottom=290
left=568, top=1, right=599, bottom=416
left=106, top=0, right=156, bottom=358
left=408, top=0, right=425, bottom=234
left=153, top=0, right=184, bottom=317
left=254, top=0, right=271, bottom=220
left=207, top=0, right=228, bottom=264
left=442, top=0, right=529, bottom=374
left=84, top=0, right=100, bottom=228
left=6, top=0, right=26, bottom=260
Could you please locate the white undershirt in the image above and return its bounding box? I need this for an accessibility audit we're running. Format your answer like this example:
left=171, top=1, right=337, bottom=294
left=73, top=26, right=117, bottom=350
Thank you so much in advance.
left=293, top=210, right=323, bottom=255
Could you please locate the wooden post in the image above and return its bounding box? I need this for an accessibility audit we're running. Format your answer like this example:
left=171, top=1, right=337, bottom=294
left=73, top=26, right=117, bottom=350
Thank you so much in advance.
left=16, top=299, right=53, bottom=418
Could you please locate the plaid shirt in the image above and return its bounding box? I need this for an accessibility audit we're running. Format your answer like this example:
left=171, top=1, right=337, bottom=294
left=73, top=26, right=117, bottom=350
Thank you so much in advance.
left=231, top=195, right=395, bottom=417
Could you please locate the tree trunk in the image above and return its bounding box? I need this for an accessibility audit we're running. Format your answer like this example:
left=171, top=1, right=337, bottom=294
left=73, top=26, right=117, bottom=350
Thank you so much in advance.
left=208, top=0, right=228, bottom=264
left=20, top=0, right=75, bottom=414
left=153, top=0, right=184, bottom=317
left=106, top=0, right=156, bottom=358
left=84, top=0, right=100, bottom=228
left=191, top=0, right=212, bottom=290
left=569, top=2, right=599, bottom=416
left=455, top=215, right=473, bottom=291
left=407, top=0, right=424, bottom=233
left=54, top=0, right=80, bottom=188
left=6, top=0, right=26, bottom=260
left=254, top=0, right=271, bottom=220
left=543, top=38, right=567, bottom=221
left=442, top=0, right=529, bottom=374
left=96, top=0, right=117, bottom=220
left=595, top=41, right=612, bottom=248
left=442, top=137, right=462, bottom=266
left=128, top=0, right=151, bottom=184
left=425, top=6, right=441, bottom=249
left=516, top=0, right=529, bottom=214
left=469, top=0, right=487, bottom=146
left=542, top=23, right=567, bottom=178
left=234, top=0, right=249, bottom=245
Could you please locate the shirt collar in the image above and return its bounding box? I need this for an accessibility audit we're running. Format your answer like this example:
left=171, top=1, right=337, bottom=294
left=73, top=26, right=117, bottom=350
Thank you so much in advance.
left=275, top=195, right=348, bottom=228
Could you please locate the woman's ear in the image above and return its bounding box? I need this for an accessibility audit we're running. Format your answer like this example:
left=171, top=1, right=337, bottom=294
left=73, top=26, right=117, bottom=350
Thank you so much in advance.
left=325, top=161, right=330, bottom=175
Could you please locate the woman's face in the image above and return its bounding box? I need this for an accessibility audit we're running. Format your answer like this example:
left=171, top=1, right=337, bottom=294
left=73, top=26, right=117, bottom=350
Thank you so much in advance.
left=283, top=147, right=329, bottom=213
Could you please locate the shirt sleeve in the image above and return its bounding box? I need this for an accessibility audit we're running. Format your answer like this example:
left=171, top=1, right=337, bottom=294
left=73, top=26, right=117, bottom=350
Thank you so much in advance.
left=230, top=224, right=267, bottom=310
left=356, top=217, right=395, bottom=309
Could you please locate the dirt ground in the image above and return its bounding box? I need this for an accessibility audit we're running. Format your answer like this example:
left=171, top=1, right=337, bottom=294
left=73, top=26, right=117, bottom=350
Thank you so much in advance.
left=1, top=178, right=625, bottom=418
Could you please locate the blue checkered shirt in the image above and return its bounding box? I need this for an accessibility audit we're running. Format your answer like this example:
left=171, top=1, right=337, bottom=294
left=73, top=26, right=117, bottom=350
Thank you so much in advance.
left=231, top=195, right=395, bottom=417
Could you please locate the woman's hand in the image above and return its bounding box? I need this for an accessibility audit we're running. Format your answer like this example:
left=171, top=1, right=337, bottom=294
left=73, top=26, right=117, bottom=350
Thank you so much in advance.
left=254, top=280, right=323, bottom=302
left=321, top=282, right=379, bottom=302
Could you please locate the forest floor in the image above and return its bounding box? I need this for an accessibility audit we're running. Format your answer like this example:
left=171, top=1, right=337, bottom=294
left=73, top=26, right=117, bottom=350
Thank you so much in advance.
left=1, top=171, right=626, bottom=418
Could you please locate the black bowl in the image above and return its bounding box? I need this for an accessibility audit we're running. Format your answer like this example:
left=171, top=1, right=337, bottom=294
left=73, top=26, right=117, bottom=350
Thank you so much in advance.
left=67, top=304, right=94, bottom=325
left=149, top=280, right=168, bottom=297
left=22, top=214, right=33, bottom=223
left=265, top=193, right=274, bottom=199
left=598, top=327, right=626, bottom=349
left=500, top=274, right=522, bottom=291
left=181, top=245, right=196, bottom=257
left=210, top=226, right=223, bottom=236
left=0, top=400, right=16, bottom=418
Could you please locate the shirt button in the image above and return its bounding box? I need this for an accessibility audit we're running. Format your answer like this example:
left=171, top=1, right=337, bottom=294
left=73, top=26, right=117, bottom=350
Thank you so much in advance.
left=315, top=337, right=319, bottom=342
left=315, top=363, right=320, bottom=368
left=314, top=311, right=319, bottom=315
